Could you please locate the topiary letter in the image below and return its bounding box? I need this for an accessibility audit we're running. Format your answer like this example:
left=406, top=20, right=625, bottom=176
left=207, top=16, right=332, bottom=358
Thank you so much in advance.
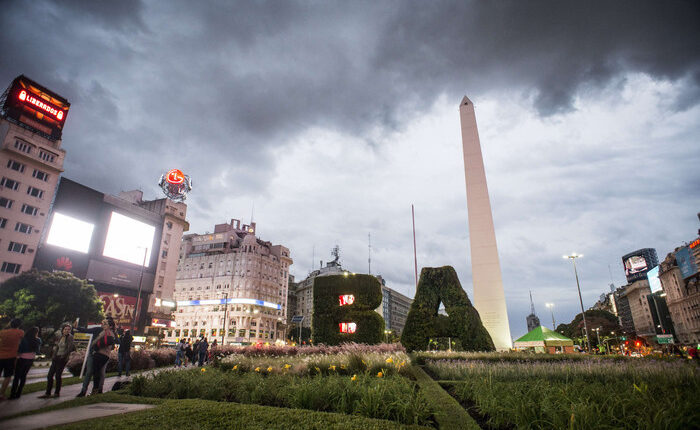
left=312, top=274, right=384, bottom=345
left=401, top=266, right=495, bottom=352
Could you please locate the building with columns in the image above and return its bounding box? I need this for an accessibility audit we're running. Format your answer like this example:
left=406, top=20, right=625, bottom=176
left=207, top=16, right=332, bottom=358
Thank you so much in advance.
left=168, top=219, right=292, bottom=345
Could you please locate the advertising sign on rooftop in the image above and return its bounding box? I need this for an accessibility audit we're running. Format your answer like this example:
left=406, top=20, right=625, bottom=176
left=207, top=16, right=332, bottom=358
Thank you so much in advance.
left=2, top=75, right=70, bottom=140
left=676, top=246, right=699, bottom=279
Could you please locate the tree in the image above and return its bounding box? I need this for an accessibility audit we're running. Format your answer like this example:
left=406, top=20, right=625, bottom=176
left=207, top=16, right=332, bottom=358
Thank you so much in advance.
left=557, top=309, right=622, bottom=340
left=0, top=270, right=104, bottom=330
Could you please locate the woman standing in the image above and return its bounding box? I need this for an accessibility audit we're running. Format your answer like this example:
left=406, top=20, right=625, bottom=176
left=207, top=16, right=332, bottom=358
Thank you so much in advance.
left=9, top=326, right=41, bottom=399
left=39, top=324, right=75, bottom=398
left=91, top=319, right=116, bottom=395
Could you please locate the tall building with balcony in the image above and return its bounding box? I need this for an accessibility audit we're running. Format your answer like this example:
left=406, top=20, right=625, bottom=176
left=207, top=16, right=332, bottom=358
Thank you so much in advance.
left=0, top=76, right=70, bottom=282
left=169, top=219, right=292, bottom=345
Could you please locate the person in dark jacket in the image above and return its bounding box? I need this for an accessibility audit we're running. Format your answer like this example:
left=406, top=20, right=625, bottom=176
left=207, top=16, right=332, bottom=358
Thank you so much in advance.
left=91, top=320, right=116, bottom=395
left=197, top=337, right=208, bottom=366
left=10, top=326, right=41, bottom=399
left=75, top=317, right=115, bottom=397
left=39, top=323, right=75, bottom=398
left=185, top=339, right=194, bottom=366
left=118, top=329, right=133, bottom=377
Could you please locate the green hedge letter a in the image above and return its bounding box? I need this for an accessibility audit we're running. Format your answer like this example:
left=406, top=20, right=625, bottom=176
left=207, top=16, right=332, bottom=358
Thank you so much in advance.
left=400, top=266, right=495, bottom=352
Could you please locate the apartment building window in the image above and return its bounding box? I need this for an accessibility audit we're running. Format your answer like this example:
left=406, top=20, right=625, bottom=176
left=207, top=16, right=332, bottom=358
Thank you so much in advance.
left=1, top=262, right=21, bottom=274
left=8, top=242, right=27, bottom=254
left=27, top=186, right=44, bottom=199
left=14, top=222, right=33, bottom=234
left=32, top=169, right=49, bottom=182
left=0, top=198, right=13, bottom=209
left=0, top=218, right=6, bottom=228
left=21, top=204, right=38, bottom=216
left=0, top=177, right=20, bottom=191
left=14, top=139, right=32, bottom=154
left=6, top=159, right=25, bottom=173
left=38, top=150, right=56, bottom=163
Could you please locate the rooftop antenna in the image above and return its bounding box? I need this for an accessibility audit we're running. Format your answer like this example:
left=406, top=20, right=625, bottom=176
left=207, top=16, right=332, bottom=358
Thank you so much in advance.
left=368, top=232, right=372, bottom=274
left=250, top=203, right=255, bottom=225
left=529, top=290, right=536, bottom=315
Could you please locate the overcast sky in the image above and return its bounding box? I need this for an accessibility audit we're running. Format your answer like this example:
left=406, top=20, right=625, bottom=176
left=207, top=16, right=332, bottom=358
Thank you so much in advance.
left=2, top=1, right=698, bottom=338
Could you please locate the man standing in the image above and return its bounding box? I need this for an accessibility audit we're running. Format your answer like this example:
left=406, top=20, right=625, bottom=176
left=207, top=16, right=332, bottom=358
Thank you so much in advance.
left=198, top=337, right=208, bottom=366
left=118, top=329, right=133, bottom=377
left=0, top=319, right=24, bottom=400
left=74, top=318, right=110, bottom=397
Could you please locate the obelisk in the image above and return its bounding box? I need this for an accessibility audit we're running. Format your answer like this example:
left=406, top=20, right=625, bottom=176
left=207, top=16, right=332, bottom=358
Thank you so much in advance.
left=459, top=96, right=512, bottom=351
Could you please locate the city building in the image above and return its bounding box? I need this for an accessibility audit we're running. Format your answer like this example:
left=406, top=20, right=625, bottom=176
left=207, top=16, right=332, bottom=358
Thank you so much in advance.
left=169, top=219, right=292, bottom=345
left=0, top=75, right=70, bottom=282
left=32, top=177, right=188, bottom=332
left=526, top=291, right=541, bottom=333
left=459, top=96, right=511, bottom=350
left=658, top=238, right=700, bottom=344
left=377, top=276, right=413, bottom=336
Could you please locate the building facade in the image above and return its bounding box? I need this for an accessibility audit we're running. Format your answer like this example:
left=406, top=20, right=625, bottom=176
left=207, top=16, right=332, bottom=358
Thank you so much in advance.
left=659, top=242, right=700, bottom=344
left=0, top=77, right=69, bottom=282
left=618, top=280, right=655, bottom=339
left=169, top=219, right=292, bottom=345
left=377, top=278, right=413, bottom=336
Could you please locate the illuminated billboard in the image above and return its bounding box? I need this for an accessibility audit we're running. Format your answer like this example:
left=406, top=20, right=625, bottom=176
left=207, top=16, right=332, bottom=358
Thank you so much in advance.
left=647, top=266, right=662, bottom=293
left=622, top=248, right=658, bottom=283
left=2, top=75, right=70, bottom=140
left=676, top=246, right=699, bottom=279
left=102, top=211, right=155, bottom=266
left=45, top=212, right=95, bottom=253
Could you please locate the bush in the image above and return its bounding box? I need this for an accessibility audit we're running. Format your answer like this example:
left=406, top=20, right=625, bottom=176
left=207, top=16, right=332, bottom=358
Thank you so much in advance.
left=401, top=266, right=494, bottom=352
left=312, top=274, right=384, bottom=345
left=66, top=348, right=174, bottom=376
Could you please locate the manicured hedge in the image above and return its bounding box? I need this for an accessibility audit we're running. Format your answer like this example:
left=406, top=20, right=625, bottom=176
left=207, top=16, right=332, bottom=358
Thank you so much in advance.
left=401, top=266, right=494, bottom=352
left=312, top=274, right=384, bottom=345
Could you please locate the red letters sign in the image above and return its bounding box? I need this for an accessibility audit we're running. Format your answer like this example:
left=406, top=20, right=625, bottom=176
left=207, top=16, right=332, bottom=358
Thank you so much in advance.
left=339, top=322, right=357, bottom=334
left=2, top=75, right=70, bottom=140
left=98, top=292, right=140, bottom=327
left=18, top=89, right=64, bottom=121
left=338, top=294, right=355, bottom=306
left=166, top=169, right=185, bottom=185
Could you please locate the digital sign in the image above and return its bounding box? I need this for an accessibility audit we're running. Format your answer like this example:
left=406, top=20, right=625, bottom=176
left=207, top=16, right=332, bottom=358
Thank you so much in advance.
left=2, top=75, right=70, bottom=140
left=102, top=211, right=155, bottom=266
left=676, top=246, right=699, bottom=279
left=45, top=212, right=95, bottom=254
left=624, top=255, right=648, bottom=277
left=176, top=298, right=281, bottom=310
left=339, top=322, right=357, bottom=334
left=647, top=266, right=662, bottom=293
left=339, top=294, right=355, bottom=306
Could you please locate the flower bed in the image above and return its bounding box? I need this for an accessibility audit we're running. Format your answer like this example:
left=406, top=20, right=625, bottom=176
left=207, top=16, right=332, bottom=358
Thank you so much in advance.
left=129, top=349, right=434, bottom=426
left=424, top=354, right=700, bottom=429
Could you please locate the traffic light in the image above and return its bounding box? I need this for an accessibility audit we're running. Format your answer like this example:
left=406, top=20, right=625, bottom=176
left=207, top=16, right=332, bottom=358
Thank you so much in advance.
left=635, top=341, right=641, bottom=347
left=624, top=340, right=629, bottom=346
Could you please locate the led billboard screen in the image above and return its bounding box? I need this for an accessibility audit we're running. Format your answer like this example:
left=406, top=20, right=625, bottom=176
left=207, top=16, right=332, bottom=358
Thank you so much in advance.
left=647, top=266, right=662, bottom=293
left=624, top=255, right=648, bottom=277
left=2, top=75, right=70, bottom=140
left=102, top=211, right=155, bottom=266
left=45, top=212, right=95, bottom=253
left=676, top=246, right=699, bottom=279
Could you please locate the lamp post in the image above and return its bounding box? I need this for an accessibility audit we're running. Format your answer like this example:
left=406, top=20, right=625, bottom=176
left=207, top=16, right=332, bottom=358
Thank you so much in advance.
left=132, top=247, right=149, bottom=333
left=221, top=292, right=229, bottom=346
left=545, top=303, right=556, bottom=329
left=563, top=253, right=590, bottom=353
left=594, top=327, right=601, bottom=352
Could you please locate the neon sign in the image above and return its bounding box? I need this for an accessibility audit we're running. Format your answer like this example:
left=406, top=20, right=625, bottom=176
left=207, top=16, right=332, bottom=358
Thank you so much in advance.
left=690, top=238, right=700, bottom=249
left=158, top=169, right=192, bottom=202
left=166, top=169, right=185, bottom=185
left=339, top=322, right=357, bottom=334
left=339, top=294, right=355, bottom=306
left=18, top=90, right=64, bottom=121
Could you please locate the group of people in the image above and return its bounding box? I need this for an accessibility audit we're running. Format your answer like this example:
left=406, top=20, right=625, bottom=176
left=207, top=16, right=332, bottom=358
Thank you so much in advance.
left=0, top=316, right=135, bottom=401
left=0, top=319, right=44, bottom=400
left=175, top=336, right=215, bottom=367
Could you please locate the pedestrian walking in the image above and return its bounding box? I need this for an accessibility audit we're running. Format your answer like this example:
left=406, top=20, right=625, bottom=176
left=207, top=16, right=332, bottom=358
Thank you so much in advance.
left=10, top=326, right=42, bottom=399
left=198, top=337, right=208, bottom=366
left=39, top=323, right=75, bottom=398
left=90, top=320, right=116, bottom=395
left=118, top=329, right=133, bottom=377
left=0, top=319, right=24, bottom=400
left=175, top=338, right=186, bottom=367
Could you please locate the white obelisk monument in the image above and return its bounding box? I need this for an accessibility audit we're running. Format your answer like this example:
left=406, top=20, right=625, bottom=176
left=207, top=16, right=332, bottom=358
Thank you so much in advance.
left=459, top=95, right=512, bottom=351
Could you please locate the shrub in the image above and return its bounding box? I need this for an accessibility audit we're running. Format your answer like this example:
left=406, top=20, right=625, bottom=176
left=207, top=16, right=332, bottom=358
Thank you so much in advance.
left=66, top=347, right=173, bottom=376
left=312, top=274, right=384, bottom=345
left=401, top=266, right=494, bottom=352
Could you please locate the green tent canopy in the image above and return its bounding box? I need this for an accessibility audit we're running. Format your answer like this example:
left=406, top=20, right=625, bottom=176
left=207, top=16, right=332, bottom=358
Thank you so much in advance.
left=514, top=326, right=574, bottom=348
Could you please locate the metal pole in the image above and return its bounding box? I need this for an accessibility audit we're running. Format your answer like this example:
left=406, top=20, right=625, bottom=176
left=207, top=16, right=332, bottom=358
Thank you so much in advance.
left=412, top=204, right=418, bottom=289
left=550, top=308, right=556, bottom=330
left=299, top=324, right=302, bottom=344
left=571, top=257, right=591, bottom=352
left=132, top=247, right=148, bottom=333
left=221, top=292, right=228, bottom=345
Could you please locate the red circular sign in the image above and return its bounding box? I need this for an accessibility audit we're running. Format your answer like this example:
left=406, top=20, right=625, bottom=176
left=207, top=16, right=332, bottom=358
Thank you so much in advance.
left=166, top=169, right=185, bottom=184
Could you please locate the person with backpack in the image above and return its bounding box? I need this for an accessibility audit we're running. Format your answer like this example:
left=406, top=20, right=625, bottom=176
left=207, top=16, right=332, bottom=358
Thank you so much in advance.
left=9, top=326, right=42, bottom=399
left=175, top=338, right=186, bottom=367
left=117, top=329, right=133, bottom=377
left=39, top=323, right=75, bottom=398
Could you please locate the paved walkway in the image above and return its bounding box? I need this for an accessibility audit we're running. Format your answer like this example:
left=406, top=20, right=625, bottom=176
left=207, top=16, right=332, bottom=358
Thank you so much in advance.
left=0, top=402, right=155, bottom=429
left=0, top=365, right=187, bottom=420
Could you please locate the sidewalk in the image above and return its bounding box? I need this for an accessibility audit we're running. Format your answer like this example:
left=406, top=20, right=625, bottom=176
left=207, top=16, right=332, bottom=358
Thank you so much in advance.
left=0, top=365, right=184, bottom=420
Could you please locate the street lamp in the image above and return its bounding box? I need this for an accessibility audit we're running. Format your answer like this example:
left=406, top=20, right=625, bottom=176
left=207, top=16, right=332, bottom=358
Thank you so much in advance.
left=594, top=327, right=601, bottom=352
left=563, top=253, right=591, bottom=353
left=545, top=303, right=556, bottom=329
left=221, top=292, right=229, bottom=346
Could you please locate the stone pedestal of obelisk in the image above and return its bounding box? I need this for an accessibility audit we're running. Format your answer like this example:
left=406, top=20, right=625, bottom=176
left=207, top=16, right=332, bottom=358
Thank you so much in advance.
left=459, top=95, right=512, bottom=351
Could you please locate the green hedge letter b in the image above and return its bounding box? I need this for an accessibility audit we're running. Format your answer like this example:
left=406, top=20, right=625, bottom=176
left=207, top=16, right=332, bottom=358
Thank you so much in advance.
left=312, top=274, right=384, bottom=345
